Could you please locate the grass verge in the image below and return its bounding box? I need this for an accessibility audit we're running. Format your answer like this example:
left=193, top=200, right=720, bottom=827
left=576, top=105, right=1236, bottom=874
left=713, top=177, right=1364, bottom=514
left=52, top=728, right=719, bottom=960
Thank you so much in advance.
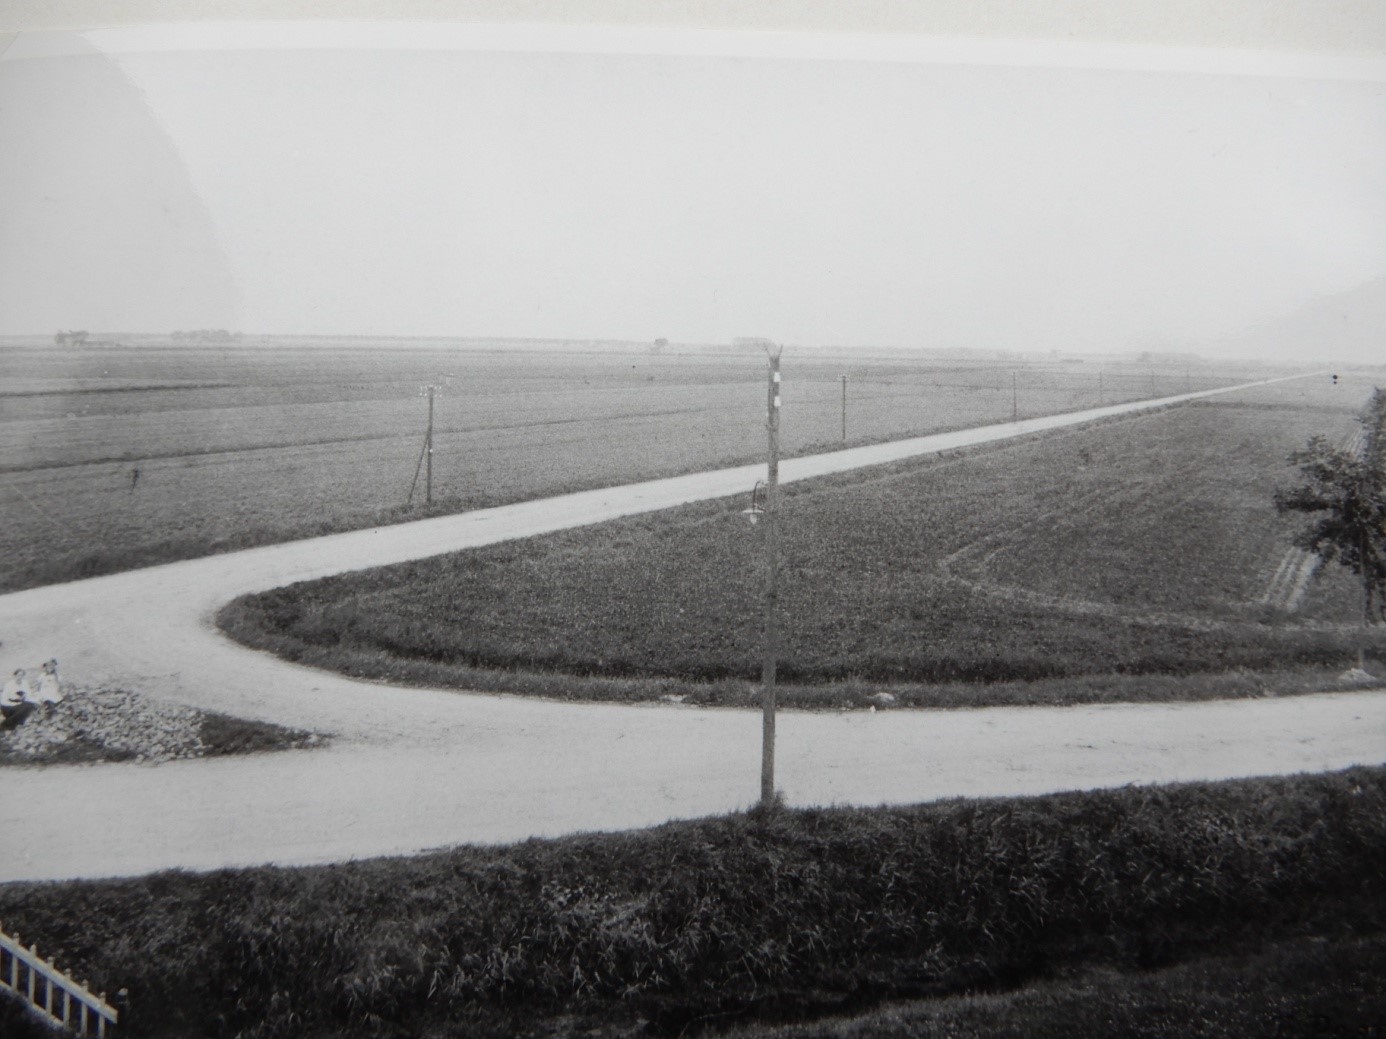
left=214, top=598, right=1386, bottom=710
left=1, top=767, right=1382, bottom=1038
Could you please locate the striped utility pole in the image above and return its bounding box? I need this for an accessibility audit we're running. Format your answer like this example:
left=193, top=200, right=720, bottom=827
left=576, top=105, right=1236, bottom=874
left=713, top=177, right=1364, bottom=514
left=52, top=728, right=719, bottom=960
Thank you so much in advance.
left=762, top=345, right=783, bottom=808
left=733, top=336, right=784, bottom=809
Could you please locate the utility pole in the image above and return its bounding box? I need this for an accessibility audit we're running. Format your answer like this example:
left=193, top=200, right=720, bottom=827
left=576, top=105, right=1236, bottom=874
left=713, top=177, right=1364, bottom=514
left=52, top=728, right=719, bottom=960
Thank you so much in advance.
left=841, top=374, right=847, bottom=442
left=425, top=384, right=435, bottom=505
left=1360, top=519, right=1371, bottom=672
left=761, top=345, right=782, bottom=808
left=407, top=383, right=440, bottom=508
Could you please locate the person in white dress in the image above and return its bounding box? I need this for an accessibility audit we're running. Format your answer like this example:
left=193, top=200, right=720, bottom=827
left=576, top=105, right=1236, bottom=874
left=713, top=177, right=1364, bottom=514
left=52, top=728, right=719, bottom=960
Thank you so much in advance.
left=34, top=659, right=63, bottom=707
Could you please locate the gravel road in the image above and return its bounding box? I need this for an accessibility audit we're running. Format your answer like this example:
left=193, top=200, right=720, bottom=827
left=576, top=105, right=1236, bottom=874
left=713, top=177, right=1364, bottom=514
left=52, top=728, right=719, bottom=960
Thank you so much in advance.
left=4, top=375, right=1383, bottom=883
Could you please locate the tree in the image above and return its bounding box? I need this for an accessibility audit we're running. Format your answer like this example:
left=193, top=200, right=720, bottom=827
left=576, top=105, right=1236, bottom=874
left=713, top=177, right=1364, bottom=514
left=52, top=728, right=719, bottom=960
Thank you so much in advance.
left=1275, top=387, right=1386, bottom=667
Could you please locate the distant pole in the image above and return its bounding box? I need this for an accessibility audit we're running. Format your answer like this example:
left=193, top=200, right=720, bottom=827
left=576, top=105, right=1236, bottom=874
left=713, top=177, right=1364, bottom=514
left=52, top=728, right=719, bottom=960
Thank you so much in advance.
left=1360, top=522, right=1371, bottom=671
left=425, top=385, right=435, bottom=505
left=1011, top=371, right=1018, bottom=422
left=762, top=346, right=782, bottom=808
left=841, top=374, right=847, bottom=442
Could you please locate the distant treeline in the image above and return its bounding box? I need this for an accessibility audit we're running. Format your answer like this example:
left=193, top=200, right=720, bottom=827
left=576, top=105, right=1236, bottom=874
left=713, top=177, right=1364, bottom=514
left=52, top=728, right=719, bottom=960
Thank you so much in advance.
left=169, top=329, right=243, bottom=344
left=51, top=329, right=244, bottom=348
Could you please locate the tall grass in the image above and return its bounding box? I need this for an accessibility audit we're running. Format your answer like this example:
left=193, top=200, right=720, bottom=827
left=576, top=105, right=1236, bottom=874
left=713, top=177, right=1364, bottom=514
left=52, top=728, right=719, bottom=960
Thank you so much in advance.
left=1, top=768, right=1382, bottom=1038
left=732, top=933, right=1386, bottom=1038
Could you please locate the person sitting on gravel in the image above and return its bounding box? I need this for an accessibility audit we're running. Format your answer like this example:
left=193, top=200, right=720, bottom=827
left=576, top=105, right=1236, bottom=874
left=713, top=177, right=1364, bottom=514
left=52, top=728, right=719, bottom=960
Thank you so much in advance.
left=34, top=659, right=63, bottom=709
left=1, top=668, right=36, bottom=729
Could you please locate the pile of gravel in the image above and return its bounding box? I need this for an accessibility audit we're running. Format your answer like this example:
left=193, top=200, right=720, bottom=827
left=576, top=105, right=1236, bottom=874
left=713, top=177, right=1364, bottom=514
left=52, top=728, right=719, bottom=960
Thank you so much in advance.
left=1, top=688, right=208, bottom=764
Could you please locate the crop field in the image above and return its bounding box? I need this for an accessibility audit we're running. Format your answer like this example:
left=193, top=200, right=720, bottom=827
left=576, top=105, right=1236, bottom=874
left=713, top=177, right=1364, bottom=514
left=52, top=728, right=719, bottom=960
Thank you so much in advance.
left=0, top=335, right=1267, bottom=590
left=225, top=372, right=1384, bottom=697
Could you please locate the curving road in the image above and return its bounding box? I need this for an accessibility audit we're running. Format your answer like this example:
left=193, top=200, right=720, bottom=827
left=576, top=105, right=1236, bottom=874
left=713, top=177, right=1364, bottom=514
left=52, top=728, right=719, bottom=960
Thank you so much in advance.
left=2, top=376, right=1383, bottom=883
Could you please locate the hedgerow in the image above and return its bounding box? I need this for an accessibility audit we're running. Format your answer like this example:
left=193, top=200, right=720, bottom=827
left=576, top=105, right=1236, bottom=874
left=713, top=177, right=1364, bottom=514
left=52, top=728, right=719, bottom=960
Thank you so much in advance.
left=2, top=768, right=1382, bottom=1038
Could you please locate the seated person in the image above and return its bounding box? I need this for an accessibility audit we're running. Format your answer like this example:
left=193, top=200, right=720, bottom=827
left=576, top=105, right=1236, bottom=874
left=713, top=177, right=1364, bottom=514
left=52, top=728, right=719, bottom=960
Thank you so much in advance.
left=34, top=659, right=63, bottom=706
left=1, top=668, right=36, bottom=728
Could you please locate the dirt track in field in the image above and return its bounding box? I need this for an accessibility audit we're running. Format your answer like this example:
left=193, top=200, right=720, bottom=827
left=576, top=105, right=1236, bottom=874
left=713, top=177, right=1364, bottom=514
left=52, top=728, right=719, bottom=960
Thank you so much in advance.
left=3, top=374, right=1383, bottom=883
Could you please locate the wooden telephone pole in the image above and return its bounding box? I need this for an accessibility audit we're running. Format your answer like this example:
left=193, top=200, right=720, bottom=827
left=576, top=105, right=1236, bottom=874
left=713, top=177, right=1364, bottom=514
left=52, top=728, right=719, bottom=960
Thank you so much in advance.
left=762, top=345, right=782, bottom=807
left=407, top=384, right=438, bottom=507
left=426, top=385, right=435, bottom=504
left=733, top=337, right=784, bottom=809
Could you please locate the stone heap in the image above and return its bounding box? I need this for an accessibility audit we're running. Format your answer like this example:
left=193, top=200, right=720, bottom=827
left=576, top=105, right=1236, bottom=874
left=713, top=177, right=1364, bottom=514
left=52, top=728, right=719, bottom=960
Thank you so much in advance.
left=0, top=689, right=206, bottom=763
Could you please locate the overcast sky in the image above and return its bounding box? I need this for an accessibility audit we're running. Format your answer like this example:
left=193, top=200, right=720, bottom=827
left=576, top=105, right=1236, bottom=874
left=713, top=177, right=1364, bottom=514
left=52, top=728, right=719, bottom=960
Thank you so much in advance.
left=2, top=25, right=1384, bottom=358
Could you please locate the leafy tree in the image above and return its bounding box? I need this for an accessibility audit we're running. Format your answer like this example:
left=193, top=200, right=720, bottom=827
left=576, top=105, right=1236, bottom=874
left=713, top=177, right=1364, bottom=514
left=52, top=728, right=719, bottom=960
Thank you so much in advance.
left=1275, top=387, right=1386, bottom=666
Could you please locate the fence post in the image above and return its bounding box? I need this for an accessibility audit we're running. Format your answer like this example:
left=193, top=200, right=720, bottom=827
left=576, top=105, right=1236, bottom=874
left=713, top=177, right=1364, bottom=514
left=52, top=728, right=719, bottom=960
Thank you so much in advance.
left=0, top=925, right=120, bottom=1038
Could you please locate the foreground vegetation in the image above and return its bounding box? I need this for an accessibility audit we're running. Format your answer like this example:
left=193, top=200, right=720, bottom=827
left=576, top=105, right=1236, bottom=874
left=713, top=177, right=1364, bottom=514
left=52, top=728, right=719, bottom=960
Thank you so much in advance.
left=734, top=933, right=1386, bottom=1038
left=1, top=768, right=1381, bottom=1037
left=222, top=390, right=1385, bottom=703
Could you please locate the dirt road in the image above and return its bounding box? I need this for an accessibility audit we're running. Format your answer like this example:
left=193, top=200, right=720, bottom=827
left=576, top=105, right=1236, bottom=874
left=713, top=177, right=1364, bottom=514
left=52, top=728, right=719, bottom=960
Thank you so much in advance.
left=4, top=375, right=1383, bottom=883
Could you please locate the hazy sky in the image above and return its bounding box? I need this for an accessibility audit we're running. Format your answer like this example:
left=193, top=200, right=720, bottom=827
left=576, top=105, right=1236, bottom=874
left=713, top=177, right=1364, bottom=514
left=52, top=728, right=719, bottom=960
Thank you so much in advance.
left=2, top=25, right=1384, bottom=358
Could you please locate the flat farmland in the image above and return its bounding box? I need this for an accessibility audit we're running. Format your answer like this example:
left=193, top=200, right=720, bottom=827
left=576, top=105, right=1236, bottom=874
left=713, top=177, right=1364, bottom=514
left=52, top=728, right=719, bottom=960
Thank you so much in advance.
left=0, top=336, right=1257, bottom=591
left=224, top=372, right=1384, bottom=703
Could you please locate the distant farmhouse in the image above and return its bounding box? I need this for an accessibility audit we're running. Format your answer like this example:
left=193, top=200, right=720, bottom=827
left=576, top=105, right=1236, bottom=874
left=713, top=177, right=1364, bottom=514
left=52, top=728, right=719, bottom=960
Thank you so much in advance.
left=52, top=330, right=122, bottom=348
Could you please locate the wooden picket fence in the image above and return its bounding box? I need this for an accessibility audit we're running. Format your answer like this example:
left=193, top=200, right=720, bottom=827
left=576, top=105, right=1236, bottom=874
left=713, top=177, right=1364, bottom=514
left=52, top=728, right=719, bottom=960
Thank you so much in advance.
left=0, top=923, right=118, bottom=1036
